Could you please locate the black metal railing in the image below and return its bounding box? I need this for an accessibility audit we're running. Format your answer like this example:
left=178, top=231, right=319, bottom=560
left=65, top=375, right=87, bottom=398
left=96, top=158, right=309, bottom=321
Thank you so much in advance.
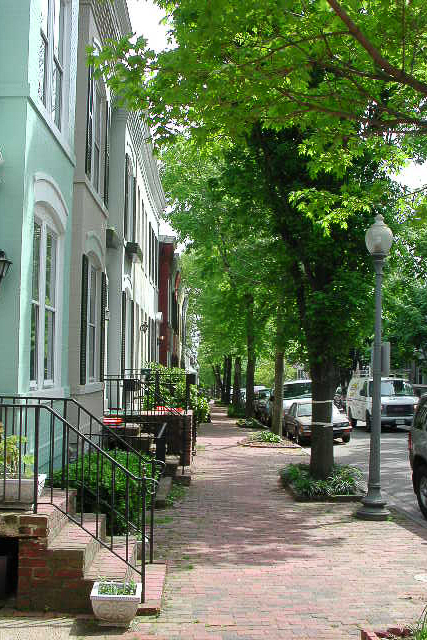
left=104, top=374, right=190, bottom=474
left=0, top=399, right=163, bottom=602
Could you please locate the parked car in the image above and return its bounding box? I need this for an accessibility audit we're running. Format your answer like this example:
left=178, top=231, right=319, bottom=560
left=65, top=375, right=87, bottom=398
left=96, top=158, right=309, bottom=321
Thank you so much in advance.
left=265, top=379, right=312, bottom=426
left=346, top=373, right=418, bottom=431
left=284, top=399, right=352, bottom=446
left=409, top=394, right=427, bottom=519
left=254, top=388, right=271, bottom=422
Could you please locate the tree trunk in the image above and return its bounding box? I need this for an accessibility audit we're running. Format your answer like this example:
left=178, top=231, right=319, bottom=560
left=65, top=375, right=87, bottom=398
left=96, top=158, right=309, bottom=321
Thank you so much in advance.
left=212, top=363, right=223, bottom=400
left=221, top=355, right=228, bottom=403
left=271, top=350, right=284, bottom=436
left=224, top=355, right=232, bottom=404
left=309, top=359, right=340, bottom=479
left=232, top=356, right=242, bottom=408
left=245, top=296, right=256, bottom=418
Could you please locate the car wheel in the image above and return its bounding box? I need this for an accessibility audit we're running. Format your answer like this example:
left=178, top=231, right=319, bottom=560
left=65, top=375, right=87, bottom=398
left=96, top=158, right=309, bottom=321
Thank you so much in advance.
left=296, top=432, right=307, bottom=446
left=365, top=412, right=371, bottom=432
left=415, top=465, right=427, bottom=520
left=342, top=434, right=350, bottom=444
left=349, top=410, right=357, bottom=428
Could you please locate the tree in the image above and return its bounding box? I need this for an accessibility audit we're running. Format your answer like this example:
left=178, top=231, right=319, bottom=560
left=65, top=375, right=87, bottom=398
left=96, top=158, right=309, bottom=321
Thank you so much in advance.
left=91, top=0, right=427, bottom=175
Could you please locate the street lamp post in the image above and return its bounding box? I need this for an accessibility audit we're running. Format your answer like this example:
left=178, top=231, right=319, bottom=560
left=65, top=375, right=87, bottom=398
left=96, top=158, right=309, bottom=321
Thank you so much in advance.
left=356, top=214, right=393, bottom=521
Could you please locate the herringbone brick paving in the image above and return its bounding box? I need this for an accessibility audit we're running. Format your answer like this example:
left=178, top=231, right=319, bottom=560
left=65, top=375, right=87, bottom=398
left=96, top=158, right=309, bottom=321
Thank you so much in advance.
left=1, top=404, right=427, bottom=639
left=132, top=405, right=427, bottom=639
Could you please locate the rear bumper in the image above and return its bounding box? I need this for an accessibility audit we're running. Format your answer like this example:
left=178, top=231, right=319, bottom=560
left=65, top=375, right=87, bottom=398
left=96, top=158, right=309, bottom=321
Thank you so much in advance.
left=381, top=416, right=412, bottom=427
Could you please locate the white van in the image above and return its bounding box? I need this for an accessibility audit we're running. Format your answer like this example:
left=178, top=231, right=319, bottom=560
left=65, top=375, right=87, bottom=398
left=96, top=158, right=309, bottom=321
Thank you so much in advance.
left=346, top=372, right=418, bottom=431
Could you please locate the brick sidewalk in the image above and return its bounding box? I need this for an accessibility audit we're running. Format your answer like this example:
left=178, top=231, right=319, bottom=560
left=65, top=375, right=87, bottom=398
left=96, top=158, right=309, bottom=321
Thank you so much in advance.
left=2, top=405, right=427, bottom=639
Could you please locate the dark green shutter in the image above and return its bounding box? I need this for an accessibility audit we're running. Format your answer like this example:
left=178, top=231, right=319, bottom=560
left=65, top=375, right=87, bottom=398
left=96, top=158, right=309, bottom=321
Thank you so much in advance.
left=121, top=292, right=126, bottom=376
left=103, top=102, right=110, bottom=207
left=100, top=272, right=107, bottom=381
left=132, top=177, right=137, bottom=242
left=124, top=155, right=129, bottom=239
left=85, top=67, right=94, bottom=178
left=130, top=300, right=135, bottom=370
left=80, top=254, right=89, bottom=385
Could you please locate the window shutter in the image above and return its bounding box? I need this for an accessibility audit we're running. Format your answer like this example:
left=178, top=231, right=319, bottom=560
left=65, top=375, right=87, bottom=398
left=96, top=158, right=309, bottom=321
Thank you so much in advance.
left=103, top=102, right=110, bottom=207
left=121, top=291, right=126, bottom=376
left=124, top=155, right=129, bottom=239
left=130, top=300, right=135, bottom=370
left=132, top=177, right=137, bottom=243
left=99, top=272, right=107, bottom=381
left=80, top=254, right=89, bottom=385
left=85, top=67, right=94, bottom=178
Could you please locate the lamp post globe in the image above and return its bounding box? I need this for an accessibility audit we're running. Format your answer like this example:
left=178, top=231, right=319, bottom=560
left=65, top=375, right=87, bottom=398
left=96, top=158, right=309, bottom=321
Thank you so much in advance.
left=356, top=214, right=393, bottom=521
left=365, top=214, right=393, bottom=257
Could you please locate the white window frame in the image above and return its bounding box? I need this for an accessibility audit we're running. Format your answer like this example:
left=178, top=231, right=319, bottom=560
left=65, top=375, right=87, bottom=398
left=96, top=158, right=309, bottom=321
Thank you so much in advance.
left=38, top=0, right=69, bottom=133
left=30, top=216, right=61, bottom=390
left=87, top=261, right=99, bottom=383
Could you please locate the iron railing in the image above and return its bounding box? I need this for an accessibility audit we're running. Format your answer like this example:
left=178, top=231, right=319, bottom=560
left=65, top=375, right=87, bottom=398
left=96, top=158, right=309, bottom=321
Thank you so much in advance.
left=0, top=399, right=163, bottom=602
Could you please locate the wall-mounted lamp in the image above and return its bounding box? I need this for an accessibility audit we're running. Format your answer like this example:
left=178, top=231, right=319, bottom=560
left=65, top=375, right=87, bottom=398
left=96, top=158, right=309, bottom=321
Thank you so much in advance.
left=157, top=335, right=165, bottom=345
left=140, top=321, right=149, bottom=333
left=0, top=250, right=12, bottom=291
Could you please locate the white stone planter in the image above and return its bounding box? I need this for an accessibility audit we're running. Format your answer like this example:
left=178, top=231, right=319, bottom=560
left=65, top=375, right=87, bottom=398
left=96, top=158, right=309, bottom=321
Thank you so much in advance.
left=0, top=474, right=46, bottom=509
left=90, top=581, right=142, bottom=627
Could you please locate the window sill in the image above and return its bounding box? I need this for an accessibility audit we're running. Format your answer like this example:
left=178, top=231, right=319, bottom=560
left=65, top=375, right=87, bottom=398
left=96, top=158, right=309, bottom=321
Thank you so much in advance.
left=71, top=382, right=104, bottom=395
left=26, top=386, right=70, bottom=399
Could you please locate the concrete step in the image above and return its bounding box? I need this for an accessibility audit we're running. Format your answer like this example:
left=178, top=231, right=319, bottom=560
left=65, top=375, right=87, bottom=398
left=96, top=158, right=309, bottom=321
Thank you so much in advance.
left=155, top=476, right=173, bottom=508
left=164, top=455, right=180, bottom=477
left=48, top=513, right=106, bottom=575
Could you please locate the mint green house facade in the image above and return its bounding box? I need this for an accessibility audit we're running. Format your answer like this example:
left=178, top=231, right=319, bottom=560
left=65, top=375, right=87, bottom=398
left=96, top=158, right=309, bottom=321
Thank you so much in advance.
left=0, top=0, right=79, bottom=399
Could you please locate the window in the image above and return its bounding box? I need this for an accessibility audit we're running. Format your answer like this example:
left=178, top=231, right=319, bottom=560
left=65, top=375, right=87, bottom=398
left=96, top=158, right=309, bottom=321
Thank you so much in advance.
left=87, top=265, right=97, bottom=381
left=93, top=88, right=102, bottom=191
left=38, top=0, right=66, bottom=131
left=30, top=220, right=58, bottom=388
left=85, top=68, right=109, bottom=199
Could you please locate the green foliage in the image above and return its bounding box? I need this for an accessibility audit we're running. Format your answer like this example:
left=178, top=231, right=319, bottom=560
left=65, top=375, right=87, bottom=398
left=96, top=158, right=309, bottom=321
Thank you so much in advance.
left=280, top=463, right=362, bottom=497
left=164, top=483, right=188, bottom=507
left=0, top=432, right=34, bottom=476
left=227, top=405, right=246, bottom=418
left=51, top=450, right=159, bottom=535
left=141, top=362, right=210, bottom=423
left=98, top=580, right=137, bottom=596
left=236, top=417, right=264, bottom=429
left=252, top=430, right=282, bottom=443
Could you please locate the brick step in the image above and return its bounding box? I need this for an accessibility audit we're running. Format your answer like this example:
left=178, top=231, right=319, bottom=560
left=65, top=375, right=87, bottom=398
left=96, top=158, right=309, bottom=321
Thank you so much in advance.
left=0, top=488, right=76, bottom=541
left=17, top=517, right=140, bottom=614
left=48, top=513, right=106, bottom=575
left=155, top=476, right=172, bottom=508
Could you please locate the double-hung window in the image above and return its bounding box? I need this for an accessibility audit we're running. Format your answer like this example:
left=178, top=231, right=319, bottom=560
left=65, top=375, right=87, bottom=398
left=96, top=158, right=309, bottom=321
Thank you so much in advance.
left=38, top=0, right=66, bottom=131
left=30, top=220, right=58, bottom=389
left=87, top=265, right=97, bottom=381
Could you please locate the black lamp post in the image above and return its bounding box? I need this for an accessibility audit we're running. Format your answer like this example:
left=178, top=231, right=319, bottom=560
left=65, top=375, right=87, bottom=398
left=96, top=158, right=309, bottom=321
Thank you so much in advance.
left=0, top=250, right=12, bottom=291
left=356, top=214, right=393, bottom=521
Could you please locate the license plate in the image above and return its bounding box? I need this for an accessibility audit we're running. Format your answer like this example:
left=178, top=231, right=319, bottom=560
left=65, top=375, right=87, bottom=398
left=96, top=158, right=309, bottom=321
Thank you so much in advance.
left=396, top=419, right=405, bottom=425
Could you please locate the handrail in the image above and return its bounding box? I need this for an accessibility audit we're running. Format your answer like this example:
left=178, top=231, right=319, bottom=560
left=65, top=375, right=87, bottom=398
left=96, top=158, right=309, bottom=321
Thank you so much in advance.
left=0, top=402, right=159, bottom=602
left=0, top=395, right=161, bottom=471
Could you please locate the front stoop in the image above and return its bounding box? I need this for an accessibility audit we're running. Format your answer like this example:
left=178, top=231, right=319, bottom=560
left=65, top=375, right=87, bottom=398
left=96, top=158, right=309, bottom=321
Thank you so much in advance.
left=137, top=562, right=167, bottom=615
left=0, top=488, right=164, bottom=615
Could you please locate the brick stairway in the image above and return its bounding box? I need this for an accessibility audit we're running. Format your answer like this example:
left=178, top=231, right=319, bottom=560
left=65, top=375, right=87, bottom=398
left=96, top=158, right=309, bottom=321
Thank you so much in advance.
left=0, top=488, right=140, bottom=613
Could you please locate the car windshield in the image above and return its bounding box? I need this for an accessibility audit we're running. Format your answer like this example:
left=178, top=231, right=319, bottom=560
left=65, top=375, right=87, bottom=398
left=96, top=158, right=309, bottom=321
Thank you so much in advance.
left=283, top=382, right=312, bottom=399
left=368, top=380, right=414, bottom=397
left=297, top=404, right=312, bottom=417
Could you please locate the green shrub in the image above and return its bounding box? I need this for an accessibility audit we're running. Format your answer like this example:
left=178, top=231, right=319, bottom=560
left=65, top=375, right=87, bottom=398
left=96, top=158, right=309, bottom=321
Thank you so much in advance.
left=236, top=417, right=264, bottom=429
left=252, top=430, right=281, bottom=443
left=227, top=405, right=246, bottom=418
left=280, top=463, right=362, bottom=497
left=50, top=450, right=159, bottom=535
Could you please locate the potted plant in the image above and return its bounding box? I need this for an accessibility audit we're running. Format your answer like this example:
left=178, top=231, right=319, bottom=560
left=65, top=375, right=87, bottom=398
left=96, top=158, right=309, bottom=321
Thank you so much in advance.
left=90, top=580, right=142, bottom=627
left=0, top=429, right=46, bottom=508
